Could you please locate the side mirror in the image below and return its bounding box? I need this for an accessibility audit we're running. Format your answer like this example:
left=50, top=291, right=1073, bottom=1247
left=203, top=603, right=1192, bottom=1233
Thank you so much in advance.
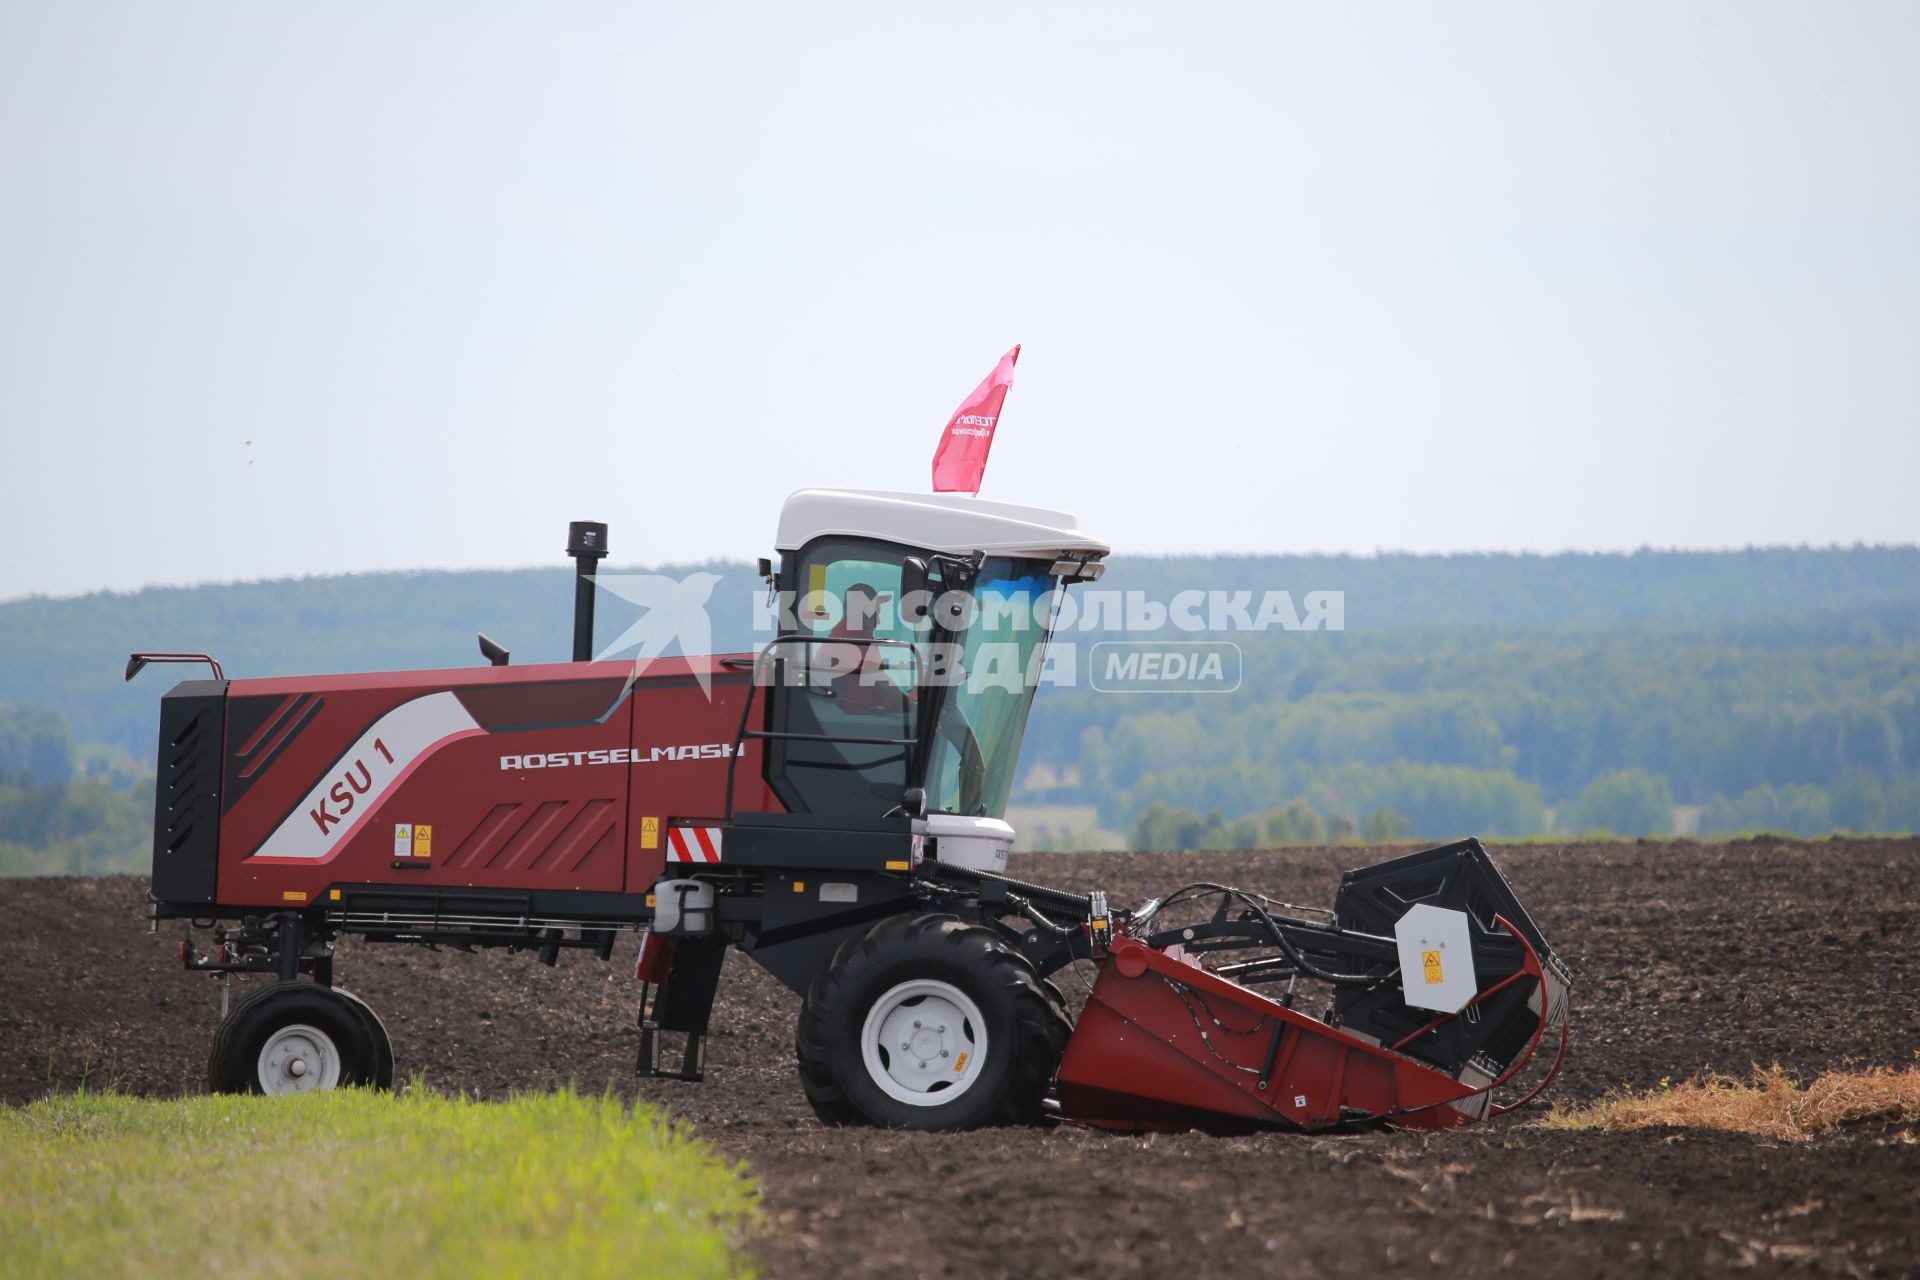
left=900, top=557, right=930, bottom=623
left=900, top=787, right=927, bottom=819
left=478, top=633, right=511, bottom=667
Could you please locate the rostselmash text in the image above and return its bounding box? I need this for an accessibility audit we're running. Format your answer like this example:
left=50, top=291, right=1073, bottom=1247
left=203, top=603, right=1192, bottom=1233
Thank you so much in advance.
left=499, top=743, right=740, bottom=770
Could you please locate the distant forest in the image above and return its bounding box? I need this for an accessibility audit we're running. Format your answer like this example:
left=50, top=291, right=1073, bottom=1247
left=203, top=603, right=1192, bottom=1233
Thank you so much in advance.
left=1020, top=613, right=1920, bottom=845
left=3, top=544, right=1917, bottom=873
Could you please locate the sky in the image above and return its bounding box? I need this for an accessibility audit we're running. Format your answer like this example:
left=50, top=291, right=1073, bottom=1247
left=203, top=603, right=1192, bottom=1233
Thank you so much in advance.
left=1, top=1, right=1916, bottom=600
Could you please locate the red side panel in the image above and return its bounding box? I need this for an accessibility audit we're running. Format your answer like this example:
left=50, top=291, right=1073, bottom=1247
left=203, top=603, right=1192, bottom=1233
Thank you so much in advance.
left=623, top=674, right=777, bottom=893
left=211, top=656, right=777, bottom=908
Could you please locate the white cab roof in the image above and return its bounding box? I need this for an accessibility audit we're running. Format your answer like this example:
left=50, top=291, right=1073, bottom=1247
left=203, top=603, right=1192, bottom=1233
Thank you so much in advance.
left=775, top=489, right=1110, bottom=559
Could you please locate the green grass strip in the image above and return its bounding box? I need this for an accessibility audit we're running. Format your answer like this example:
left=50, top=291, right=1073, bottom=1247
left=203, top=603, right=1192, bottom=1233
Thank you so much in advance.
left=0, top=1086, right=758, bottom=1279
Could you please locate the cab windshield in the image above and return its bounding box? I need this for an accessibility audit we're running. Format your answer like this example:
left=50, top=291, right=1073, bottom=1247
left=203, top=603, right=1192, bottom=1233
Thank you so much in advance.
left=923, top=558, right=1061, bottom=817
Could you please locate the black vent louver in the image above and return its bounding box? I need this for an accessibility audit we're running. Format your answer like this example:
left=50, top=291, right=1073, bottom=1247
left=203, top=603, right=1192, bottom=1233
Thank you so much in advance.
left=150, top=680, right=226, bottom=905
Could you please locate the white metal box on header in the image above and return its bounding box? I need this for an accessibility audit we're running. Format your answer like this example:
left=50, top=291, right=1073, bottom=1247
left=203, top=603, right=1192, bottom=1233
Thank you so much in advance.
left=1393, top=903, right=1478, bottom=1013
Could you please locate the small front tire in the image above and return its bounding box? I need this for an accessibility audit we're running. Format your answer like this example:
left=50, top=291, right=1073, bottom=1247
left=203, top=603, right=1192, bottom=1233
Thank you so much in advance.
left=208, top=983, right=391, bottom=1095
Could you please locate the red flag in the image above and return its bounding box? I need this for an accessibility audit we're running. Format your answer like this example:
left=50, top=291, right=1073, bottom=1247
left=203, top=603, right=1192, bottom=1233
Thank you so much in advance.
left=931, top=345, right=1020, bottom=494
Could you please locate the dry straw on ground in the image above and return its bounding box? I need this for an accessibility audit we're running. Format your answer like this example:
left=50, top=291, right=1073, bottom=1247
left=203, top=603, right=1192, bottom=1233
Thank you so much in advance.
left=1539, top=1064, right=1920, bottom=1140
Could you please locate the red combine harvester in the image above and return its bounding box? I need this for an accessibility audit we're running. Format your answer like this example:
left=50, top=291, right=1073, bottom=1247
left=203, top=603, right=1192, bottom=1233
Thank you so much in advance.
left=133, top=490, right=1570, bottom=1130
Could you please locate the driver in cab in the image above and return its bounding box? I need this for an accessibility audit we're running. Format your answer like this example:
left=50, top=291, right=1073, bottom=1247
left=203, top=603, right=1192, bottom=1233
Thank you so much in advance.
left=827, top=582, right=912, bottom=719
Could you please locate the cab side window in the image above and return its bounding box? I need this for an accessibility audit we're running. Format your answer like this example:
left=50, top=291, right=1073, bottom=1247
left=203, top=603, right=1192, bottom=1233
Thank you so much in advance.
left=762, top=540, right=927, bottom=816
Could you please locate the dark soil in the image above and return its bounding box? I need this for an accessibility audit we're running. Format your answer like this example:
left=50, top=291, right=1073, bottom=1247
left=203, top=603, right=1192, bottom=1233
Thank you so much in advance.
left=4, top=839, right=1917, bottom=1277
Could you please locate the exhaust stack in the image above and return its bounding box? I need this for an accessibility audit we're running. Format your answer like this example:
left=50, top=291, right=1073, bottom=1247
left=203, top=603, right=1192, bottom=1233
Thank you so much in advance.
left=566, top=521, right=609, bottom=662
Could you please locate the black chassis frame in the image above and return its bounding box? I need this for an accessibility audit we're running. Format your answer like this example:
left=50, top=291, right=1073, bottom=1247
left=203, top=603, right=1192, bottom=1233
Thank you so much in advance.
left=152, top=812, right=1100, bottom=1081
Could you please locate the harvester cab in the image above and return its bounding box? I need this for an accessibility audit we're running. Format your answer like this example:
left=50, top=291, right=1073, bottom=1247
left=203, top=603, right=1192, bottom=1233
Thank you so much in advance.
left=134, top=486, right=1570, bottom=1132
left=754, top=489, right=1109, bottom=858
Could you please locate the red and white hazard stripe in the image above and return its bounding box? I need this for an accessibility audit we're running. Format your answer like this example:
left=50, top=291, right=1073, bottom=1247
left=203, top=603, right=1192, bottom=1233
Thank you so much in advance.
left=666, top=825, right=724, bottom=864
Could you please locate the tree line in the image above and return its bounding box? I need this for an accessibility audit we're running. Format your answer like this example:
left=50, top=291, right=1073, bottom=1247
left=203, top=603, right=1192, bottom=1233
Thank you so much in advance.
left=1122, top=763, right=1920, bottom=850
left=4, top=546, right=1915, bottom=757
left=1015, top=615, right=1920, bottom=839
left=2, top=546, right=1917, bottom=873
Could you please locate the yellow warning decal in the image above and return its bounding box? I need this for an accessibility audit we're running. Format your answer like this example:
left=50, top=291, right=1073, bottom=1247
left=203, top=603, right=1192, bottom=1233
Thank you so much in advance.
left=793, top=881, right=807, bottom=893
left=884, top=859, right=911, bottom=871
left=953, top=1051, right=969, bottom=1074
left=641, top=816, right=660, bottom=849
left=412, top=824, right=432, bottom=858
left=283, top=890, right=308, bottom=902
left=1422, top=949, right=1444, bottom=985
left=328, top=889, right=341, bottom=901
left=645, top=894, right=656, bottom=908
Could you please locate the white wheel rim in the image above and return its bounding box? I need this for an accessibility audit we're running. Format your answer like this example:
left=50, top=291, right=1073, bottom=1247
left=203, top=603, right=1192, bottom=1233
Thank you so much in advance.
left=859, top=979, right=988, bottom=1107
left=256, top=1023, right=342, bottom=1094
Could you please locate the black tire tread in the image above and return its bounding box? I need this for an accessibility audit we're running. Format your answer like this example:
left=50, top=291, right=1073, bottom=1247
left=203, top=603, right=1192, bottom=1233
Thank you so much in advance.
left=206, top=981, right=387, bottom=1094
left=795, top=913, right=1072, bottom=1130
left=330, top=986, right=396, bottom=1089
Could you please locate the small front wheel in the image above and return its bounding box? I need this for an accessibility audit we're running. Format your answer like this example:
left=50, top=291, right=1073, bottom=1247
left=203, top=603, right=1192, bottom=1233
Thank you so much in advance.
left=208, top=983, right=392, bottom=1095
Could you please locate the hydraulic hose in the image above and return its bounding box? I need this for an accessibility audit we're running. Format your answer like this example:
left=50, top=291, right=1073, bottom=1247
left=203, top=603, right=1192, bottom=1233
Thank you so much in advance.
left=1005, top=891, right=1079, bottom=939
left=1146, top=882, right=1395, bottom=987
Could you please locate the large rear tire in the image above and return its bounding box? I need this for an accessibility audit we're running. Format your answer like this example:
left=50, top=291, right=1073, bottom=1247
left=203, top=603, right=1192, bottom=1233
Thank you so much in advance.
left=796, top=914, right=1071, bottom=1130
left=208, top=982, right=392, bottom=1095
